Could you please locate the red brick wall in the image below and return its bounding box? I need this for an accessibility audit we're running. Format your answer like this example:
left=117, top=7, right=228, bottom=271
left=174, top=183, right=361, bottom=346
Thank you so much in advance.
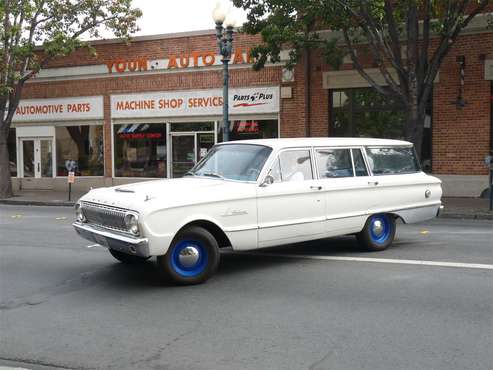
left=432, top=33, right=491, bottom=175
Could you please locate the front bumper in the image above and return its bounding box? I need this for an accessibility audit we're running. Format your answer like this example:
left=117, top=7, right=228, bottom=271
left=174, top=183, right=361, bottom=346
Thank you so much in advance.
left=437, top=205, right=444, bottom=217
left=73, top=222, right=150, bottom=258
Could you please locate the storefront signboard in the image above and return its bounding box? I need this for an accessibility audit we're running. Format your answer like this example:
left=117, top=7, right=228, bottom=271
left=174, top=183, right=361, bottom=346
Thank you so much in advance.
left=12, top=96, right=104, bottom=122
left=111, top=87, right=280, bottom=119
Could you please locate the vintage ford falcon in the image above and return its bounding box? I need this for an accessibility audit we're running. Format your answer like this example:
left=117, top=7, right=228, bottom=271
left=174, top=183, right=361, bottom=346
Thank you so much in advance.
left=73, top=138, right=443, bottom=284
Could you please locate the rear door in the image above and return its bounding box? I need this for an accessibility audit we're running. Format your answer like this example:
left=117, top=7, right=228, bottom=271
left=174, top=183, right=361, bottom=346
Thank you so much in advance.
left=314, top=147, right=372, bottom=235
left=256, top=148, right=326, bottom=246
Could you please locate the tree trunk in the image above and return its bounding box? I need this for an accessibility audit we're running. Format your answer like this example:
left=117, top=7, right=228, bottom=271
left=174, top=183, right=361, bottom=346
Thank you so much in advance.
left=0, top=133, right=13, bottom=199
left=405, top=74, right=427, bottom=160
left=405, top=102, right=426, bottom=162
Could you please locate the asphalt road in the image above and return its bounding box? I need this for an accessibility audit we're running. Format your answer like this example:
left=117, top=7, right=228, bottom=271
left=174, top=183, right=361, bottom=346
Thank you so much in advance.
left=0, top=205, right=492, bottom=370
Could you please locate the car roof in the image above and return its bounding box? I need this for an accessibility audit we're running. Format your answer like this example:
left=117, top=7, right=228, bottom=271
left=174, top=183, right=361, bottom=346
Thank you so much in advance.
left=219, top=137, right=413, bottom=150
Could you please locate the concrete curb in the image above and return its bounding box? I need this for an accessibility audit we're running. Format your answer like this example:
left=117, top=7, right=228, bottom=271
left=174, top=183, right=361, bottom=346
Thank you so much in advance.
left=0, top=199, right=75, bottom=207
left=440, top=213, right=493, bottom=221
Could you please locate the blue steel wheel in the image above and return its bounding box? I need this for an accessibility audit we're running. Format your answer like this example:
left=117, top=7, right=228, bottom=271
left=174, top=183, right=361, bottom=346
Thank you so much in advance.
left=158, top=226, right=220, bottom=285
left=357, top=214, right=396, bottom=251
left=170, top=240, right=208, bottom=277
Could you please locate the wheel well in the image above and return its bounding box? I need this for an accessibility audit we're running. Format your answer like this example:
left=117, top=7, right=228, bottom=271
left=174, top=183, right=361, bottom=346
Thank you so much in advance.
left=388, top=213, right=405, bottom=224
left=178, top=220, right=232, bottom=248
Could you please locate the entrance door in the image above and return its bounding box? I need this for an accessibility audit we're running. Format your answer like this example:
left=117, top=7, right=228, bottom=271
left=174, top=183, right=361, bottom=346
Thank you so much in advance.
left=20, top=138, right=53, bottom=178
left=171, top=134, right=196, bottom=178
left=170, top=132, right=215, bottom=178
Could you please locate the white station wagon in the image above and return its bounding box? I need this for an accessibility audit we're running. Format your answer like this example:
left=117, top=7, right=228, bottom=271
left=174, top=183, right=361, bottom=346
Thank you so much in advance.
left=74, top=138, right=443, bottom=284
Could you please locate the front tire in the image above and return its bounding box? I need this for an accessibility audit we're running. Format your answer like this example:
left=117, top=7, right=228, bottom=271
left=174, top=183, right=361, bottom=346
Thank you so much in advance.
left=356, top=214, right=396, bottom=251
left=109, top=249, right=150, bottom=264
left=157, top=226, right=220, bottom=285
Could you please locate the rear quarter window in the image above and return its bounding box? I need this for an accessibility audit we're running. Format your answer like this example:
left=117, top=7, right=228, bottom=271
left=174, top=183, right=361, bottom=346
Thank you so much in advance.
left=366, top=146, right=420, bottom=175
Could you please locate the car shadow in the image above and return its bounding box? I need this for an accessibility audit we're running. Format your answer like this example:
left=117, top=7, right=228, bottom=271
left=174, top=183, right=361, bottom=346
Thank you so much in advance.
left=95, top=235, right=374, bottom=289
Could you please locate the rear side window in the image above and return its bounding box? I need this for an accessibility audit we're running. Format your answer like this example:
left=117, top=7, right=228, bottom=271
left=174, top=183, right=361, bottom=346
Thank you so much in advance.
left=316, top=149, right=354, bottom=178
left=366, top=147, right=420, bottom=175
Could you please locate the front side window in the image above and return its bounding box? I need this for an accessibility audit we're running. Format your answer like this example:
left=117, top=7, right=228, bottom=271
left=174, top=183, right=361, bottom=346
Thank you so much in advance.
left=190, top=144, right=272, bottom=182
left=275, top=150, right=313, bottom=182
left=316, top=149, right=353, bottom=178
left=56, top=125, right=104, bottom=176
left=366, top=147, right=420, bottom=175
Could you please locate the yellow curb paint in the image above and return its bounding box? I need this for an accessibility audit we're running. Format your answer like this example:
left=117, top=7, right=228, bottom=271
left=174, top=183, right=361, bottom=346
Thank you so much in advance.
left=55, top=217, right=67, bottom=220
left=10, top=215, right=22, bottom=219
left=420, top=230, right=429, bottom=235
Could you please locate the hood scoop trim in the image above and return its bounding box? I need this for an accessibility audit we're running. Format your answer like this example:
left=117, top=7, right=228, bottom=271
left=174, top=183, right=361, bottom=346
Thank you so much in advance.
left=115, top=188, right=135, bottom=193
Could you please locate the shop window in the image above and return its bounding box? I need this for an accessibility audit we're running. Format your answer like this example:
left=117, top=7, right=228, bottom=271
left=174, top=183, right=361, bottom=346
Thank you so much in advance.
left=114, top=123, right=167, bottom=178
left=330, top=88, right=432, bottom=171
left=8, top=128, right=17, bottom=177
left=56, top=125, right=104, bottom=176
left=217, top=119, right=278, bottom=141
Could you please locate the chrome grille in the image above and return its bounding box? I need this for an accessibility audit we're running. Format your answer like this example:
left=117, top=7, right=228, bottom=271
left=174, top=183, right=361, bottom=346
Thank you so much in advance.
left=80, top=201, right=129, bottom=231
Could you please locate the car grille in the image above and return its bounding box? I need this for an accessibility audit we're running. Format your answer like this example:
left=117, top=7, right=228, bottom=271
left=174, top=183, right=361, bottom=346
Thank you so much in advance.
left=80, top=201, right=130, bottom=232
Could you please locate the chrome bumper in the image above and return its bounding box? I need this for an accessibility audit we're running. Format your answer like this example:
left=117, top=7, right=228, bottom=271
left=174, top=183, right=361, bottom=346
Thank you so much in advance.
left=73, top=222, right=150, bottom=258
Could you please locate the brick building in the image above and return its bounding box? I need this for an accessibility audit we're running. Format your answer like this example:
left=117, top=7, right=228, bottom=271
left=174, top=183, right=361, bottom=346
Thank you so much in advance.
left=7, top=15, right=493, bottom=197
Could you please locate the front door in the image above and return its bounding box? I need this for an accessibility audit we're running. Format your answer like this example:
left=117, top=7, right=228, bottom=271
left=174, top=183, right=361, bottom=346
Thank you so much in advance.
left=256, top=148, right=326, bottom=247
left=171, top=134, right=196, bottom=178
left=20, top=138, right=54, bottom=178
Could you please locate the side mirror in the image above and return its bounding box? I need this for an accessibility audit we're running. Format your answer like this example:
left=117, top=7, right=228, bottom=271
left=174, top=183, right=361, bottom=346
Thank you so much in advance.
left=260, top=175, right=275, bottom=187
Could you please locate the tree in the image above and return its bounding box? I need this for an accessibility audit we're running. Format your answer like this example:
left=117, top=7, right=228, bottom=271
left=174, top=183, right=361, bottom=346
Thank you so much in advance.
left=0, top=0, right=141, bottom=198
left=233, top=0, right=492, bottom=157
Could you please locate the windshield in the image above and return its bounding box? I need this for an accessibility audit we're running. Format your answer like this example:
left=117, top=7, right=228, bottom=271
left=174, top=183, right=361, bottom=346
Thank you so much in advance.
left=188, top=144, right=272, bottom=182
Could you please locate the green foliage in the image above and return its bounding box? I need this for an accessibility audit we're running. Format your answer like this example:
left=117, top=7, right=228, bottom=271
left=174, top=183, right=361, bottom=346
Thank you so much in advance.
left=0, top=0, right=141, bottom=100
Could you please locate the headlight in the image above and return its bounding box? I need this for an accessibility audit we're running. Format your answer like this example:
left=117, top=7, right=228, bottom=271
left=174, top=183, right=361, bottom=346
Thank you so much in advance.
left=124, top=213, right=140, bottom=235
left=75, top=203, right=86, bottom=223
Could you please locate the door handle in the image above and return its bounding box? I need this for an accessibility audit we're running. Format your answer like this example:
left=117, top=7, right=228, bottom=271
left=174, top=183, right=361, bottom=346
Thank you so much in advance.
left=368, top=181, right=379, bottom=186
left=310, top=186, right=322, bottom=190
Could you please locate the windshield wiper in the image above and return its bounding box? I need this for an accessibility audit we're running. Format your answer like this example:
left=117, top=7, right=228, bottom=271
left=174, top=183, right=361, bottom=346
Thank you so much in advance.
left=202, top=172, right=224, bottom=179
left=183, top=171, right=196, bottom=177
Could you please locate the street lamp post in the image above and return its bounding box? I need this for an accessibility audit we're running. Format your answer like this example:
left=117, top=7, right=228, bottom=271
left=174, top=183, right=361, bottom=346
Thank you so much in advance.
left=212, top=3, right=238, bottom=142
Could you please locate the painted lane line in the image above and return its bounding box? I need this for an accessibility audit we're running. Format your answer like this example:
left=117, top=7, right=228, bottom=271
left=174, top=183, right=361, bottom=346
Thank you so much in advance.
left=86, top=244, right=105, bottom=249
left=224, top=251, right=493, bottom=271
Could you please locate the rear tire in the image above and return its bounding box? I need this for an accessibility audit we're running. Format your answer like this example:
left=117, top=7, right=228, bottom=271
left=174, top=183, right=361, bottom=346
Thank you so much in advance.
left=109, top=249, right=150, bottom=264
left=157, top=226, right=220, bottom=285
left=356, top=214, right=396, bottom=251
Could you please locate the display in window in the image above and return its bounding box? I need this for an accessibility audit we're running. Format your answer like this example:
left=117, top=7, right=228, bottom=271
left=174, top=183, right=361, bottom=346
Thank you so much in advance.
left=114, top=123, right=167, bottom=178
left=56, top=125, right=104, bottom=176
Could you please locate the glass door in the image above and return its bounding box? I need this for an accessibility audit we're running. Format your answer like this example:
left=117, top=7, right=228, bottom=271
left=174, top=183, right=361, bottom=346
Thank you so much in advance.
left=171, top=134, right=196, bottom=178
left=20, top=138, right=54, bottom=178
left=22, top=140, right=35, bottom=178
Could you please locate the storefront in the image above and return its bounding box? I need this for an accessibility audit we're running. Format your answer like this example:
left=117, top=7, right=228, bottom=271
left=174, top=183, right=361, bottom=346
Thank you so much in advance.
left=110, top=86, right=279, bottom=179
left=10, top=96, right=104, bottom=189
left=6, top=23, right=493, bottom=196
left=10, top=85, right=281, bottom=190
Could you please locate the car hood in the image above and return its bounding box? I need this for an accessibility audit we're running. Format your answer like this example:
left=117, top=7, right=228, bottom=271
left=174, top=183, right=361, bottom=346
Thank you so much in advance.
left=79, top=177, right=256, bottom=213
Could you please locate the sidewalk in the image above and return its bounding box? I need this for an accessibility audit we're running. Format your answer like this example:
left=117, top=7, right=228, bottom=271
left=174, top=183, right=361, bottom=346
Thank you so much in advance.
left=1, top=189, right=492, bottom=220
left=0, top=189, right=83, bottom=207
